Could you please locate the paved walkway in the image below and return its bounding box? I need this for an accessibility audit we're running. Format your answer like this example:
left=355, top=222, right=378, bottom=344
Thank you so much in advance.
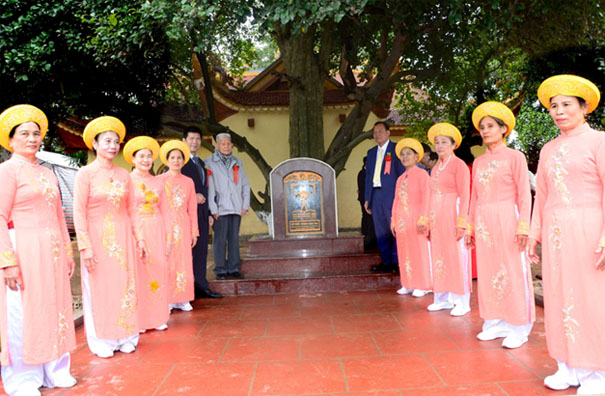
left=3, top=285, right=568, bottom=396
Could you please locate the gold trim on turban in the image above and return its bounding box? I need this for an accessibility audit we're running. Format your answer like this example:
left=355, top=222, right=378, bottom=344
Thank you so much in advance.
left=395, top=138, right=424, bottom=162
left=123, top=136, right=160, bottom=166
left=160, top=140, right=190, bottom=166
left=538, top=74, right=600, bottom=114
left=0, top=105, right=48, bottom=152
left=427, top=123, right=462, bottom=149
left=83, top=116, right=126, bottom=150
left=472, top=101, right=515, bottom=137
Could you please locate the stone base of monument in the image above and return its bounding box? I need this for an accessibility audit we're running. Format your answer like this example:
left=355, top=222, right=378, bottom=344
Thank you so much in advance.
left=208, top=234, right=400, bottom=296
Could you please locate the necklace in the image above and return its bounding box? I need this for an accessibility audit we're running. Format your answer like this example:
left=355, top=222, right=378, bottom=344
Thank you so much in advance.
left=438, top=155, right=452, bottom=172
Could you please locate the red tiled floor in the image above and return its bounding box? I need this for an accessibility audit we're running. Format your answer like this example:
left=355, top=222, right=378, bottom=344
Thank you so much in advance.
left=198, top=319, right=268, bottom=338
left=2, top=289, right=561, bottom=396
left=265, top=316, right=334, bottom=336
left=426, top=349, right=538, bottom=385
left=221, top=336, right=300, bottom=362
left=140, top=338, right=227, bottom=364
left=300, top=333, right=380, bottom=359
left=342, top=355, right=442, bottom=391
left=252, top=360, right=347, bottom=395
left=373, top=328, right=459, bottom=354
left=497, top=379, right=572, bottom=395
left=156, top=362, right=256, bottom=396
left=332, top=313, right=402, bottom=333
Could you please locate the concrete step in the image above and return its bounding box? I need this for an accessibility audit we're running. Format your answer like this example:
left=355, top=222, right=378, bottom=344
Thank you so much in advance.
left=208, top=272, right=400, bottom=296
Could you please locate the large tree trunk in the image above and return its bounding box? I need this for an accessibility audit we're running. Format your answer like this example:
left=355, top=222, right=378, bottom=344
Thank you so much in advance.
left=276, top=25, right=333, bottom=159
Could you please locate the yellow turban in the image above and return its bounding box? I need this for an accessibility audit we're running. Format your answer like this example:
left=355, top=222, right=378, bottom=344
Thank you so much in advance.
left=427, top=123, right=462, bottom=149
left=395, top=138, right=424, bottom=162
left=537, top=74, right=600, bottom=114
left=472, top=101, right=515, bottom=137
left=160, top=140, right=190, bottom=166
left=123, top=136, right=160, bottom=166
left=0, top=105, right=48, bottom=152
left=83, top=116, right=126, bottom=150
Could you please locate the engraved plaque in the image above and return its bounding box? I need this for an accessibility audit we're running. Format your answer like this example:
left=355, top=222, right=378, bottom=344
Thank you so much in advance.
left=284, top=171, right=324, bottom=236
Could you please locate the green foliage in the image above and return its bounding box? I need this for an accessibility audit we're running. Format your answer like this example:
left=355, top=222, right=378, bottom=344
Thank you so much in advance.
left=0, top=0, right=172, bottom=134
left=510, top=106, right=559, bottom=169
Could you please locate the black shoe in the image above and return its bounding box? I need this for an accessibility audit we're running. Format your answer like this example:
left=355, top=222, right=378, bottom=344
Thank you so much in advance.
left=228, top=272, right=244, bottom=279
left=196, top=288, right=223, bottom=299
left=216, top=274, right=227, bottom=280
left=370, top=263, right=390, bottom=272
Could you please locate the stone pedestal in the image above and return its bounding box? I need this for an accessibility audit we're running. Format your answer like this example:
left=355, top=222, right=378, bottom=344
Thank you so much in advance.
left=209, top=159, right=398, bottom=295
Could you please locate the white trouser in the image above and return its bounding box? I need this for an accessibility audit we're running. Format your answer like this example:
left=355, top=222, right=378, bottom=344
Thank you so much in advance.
left=81, top=265, right=139, bottom=356
left=554, top=361, right=605, bottom=394
left=433, top=291, right=470, bottom=311
left=1, top=230, right=74, bottom=396
left=2, top=287, right=74, bottom=396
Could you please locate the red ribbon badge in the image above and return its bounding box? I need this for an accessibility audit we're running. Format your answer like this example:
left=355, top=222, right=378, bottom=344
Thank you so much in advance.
left=7, top=221, right=14, bottom=229
left=206, top=168, right=212, bottom=176
left=384, top=153, right=392, bottom=175
left=233, top=165, right=239, bottom=184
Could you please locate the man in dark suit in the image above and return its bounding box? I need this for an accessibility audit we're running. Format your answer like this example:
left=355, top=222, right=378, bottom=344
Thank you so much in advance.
left=364, top=121, right=405, bottom=272
left=182, top=126, right=222, bottom=299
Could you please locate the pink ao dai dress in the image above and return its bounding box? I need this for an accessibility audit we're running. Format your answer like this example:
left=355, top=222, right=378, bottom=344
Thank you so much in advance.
left=429, top=154, right=471, bottom=308
left=74, top=160, right=140, bottom=354
left=469, top=144, right=535, bottom=336
left=130, top=169, right=171, bottom=330
left=530, top=122, right=605, bottom=374
left=161, top=173, right=198, bottom=304
left=391, top=166, right=432, bottom=291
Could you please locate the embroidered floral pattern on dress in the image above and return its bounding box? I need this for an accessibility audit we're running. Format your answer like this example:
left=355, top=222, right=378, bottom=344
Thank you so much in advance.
left=549, top=144, right=571, bottom=206
left=404, top=258, right=413, bottom=280
left=429, top=210, right=436, bottom=227
left=475, top=216, right=493, bottom=246
left=549, top=215, right=562, bottom=255
left=149, top=280, right=160, bottom=294
left=433, top=259, right=446, bottom=281
left=138, top=183, right=159, bottom=215
left=431, top=175, right=443, bottom=200
left=491, top=266, right=508, bottom=301
left=107, top=179, right=126, bottom=207
left=65, top=242, right=73, bottom=257
left=117, top=274, right=136, bottom=332
left=172, top=223, right=182, bottom=244
left=398, top=179, right=409, bottom=213
left=478, top=160, right=500, bottom=187
left=167, top=184, right=185, bottom=210
left=57, top=311, right=68, bottom=345
left=102, top=213, right=127, bottom=269
left=175, top=271, right=186, bottom=293
left=39, top=173, right=58, bottom=207
left=49, top=231, right=61, bottom=266
left=563, top=291, right=579, bottom=343
left=0, top=250, right=17, bottom=267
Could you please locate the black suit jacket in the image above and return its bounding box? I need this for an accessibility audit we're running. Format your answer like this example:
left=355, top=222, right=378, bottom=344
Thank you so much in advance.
left=181, top=156, right=209, bottom=233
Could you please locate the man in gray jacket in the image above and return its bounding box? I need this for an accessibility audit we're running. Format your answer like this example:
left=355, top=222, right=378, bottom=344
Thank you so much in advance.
left=206, top=133, right=250, bottom=280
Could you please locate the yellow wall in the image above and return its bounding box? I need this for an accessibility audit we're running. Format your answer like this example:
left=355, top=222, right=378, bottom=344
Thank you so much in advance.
left=87, top=109, right=385, bottom=236
left=218, top=107, right=383, bottom=235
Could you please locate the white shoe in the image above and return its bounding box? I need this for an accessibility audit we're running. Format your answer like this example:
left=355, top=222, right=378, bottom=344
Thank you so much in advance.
left=412, top=289, right=430, bottom=297
left=544, top=369, right=579, bottom=390
left=95, top=349, right=114, bottom=359
left=397, top=287, right=412, bottom=295
left=427, top=302, right=454, bottom=311
left=49, top=373, right=77, bottom=388
left=155, top=324, right=168, bottom=331
left=477, top=327, right=510, bottom=341
left=502, top=335, right=528, bottom=349
left=450, top=305, right=471, bottom=316
left=178, top=302, right=193, bottom=311
left=139, top=329, right=147, bottom=334
left=119, top=342, right=136, bottom=354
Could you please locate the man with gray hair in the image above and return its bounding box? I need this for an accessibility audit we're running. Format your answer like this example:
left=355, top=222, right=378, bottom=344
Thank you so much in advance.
left=205, top=133, right=250, bottom=280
